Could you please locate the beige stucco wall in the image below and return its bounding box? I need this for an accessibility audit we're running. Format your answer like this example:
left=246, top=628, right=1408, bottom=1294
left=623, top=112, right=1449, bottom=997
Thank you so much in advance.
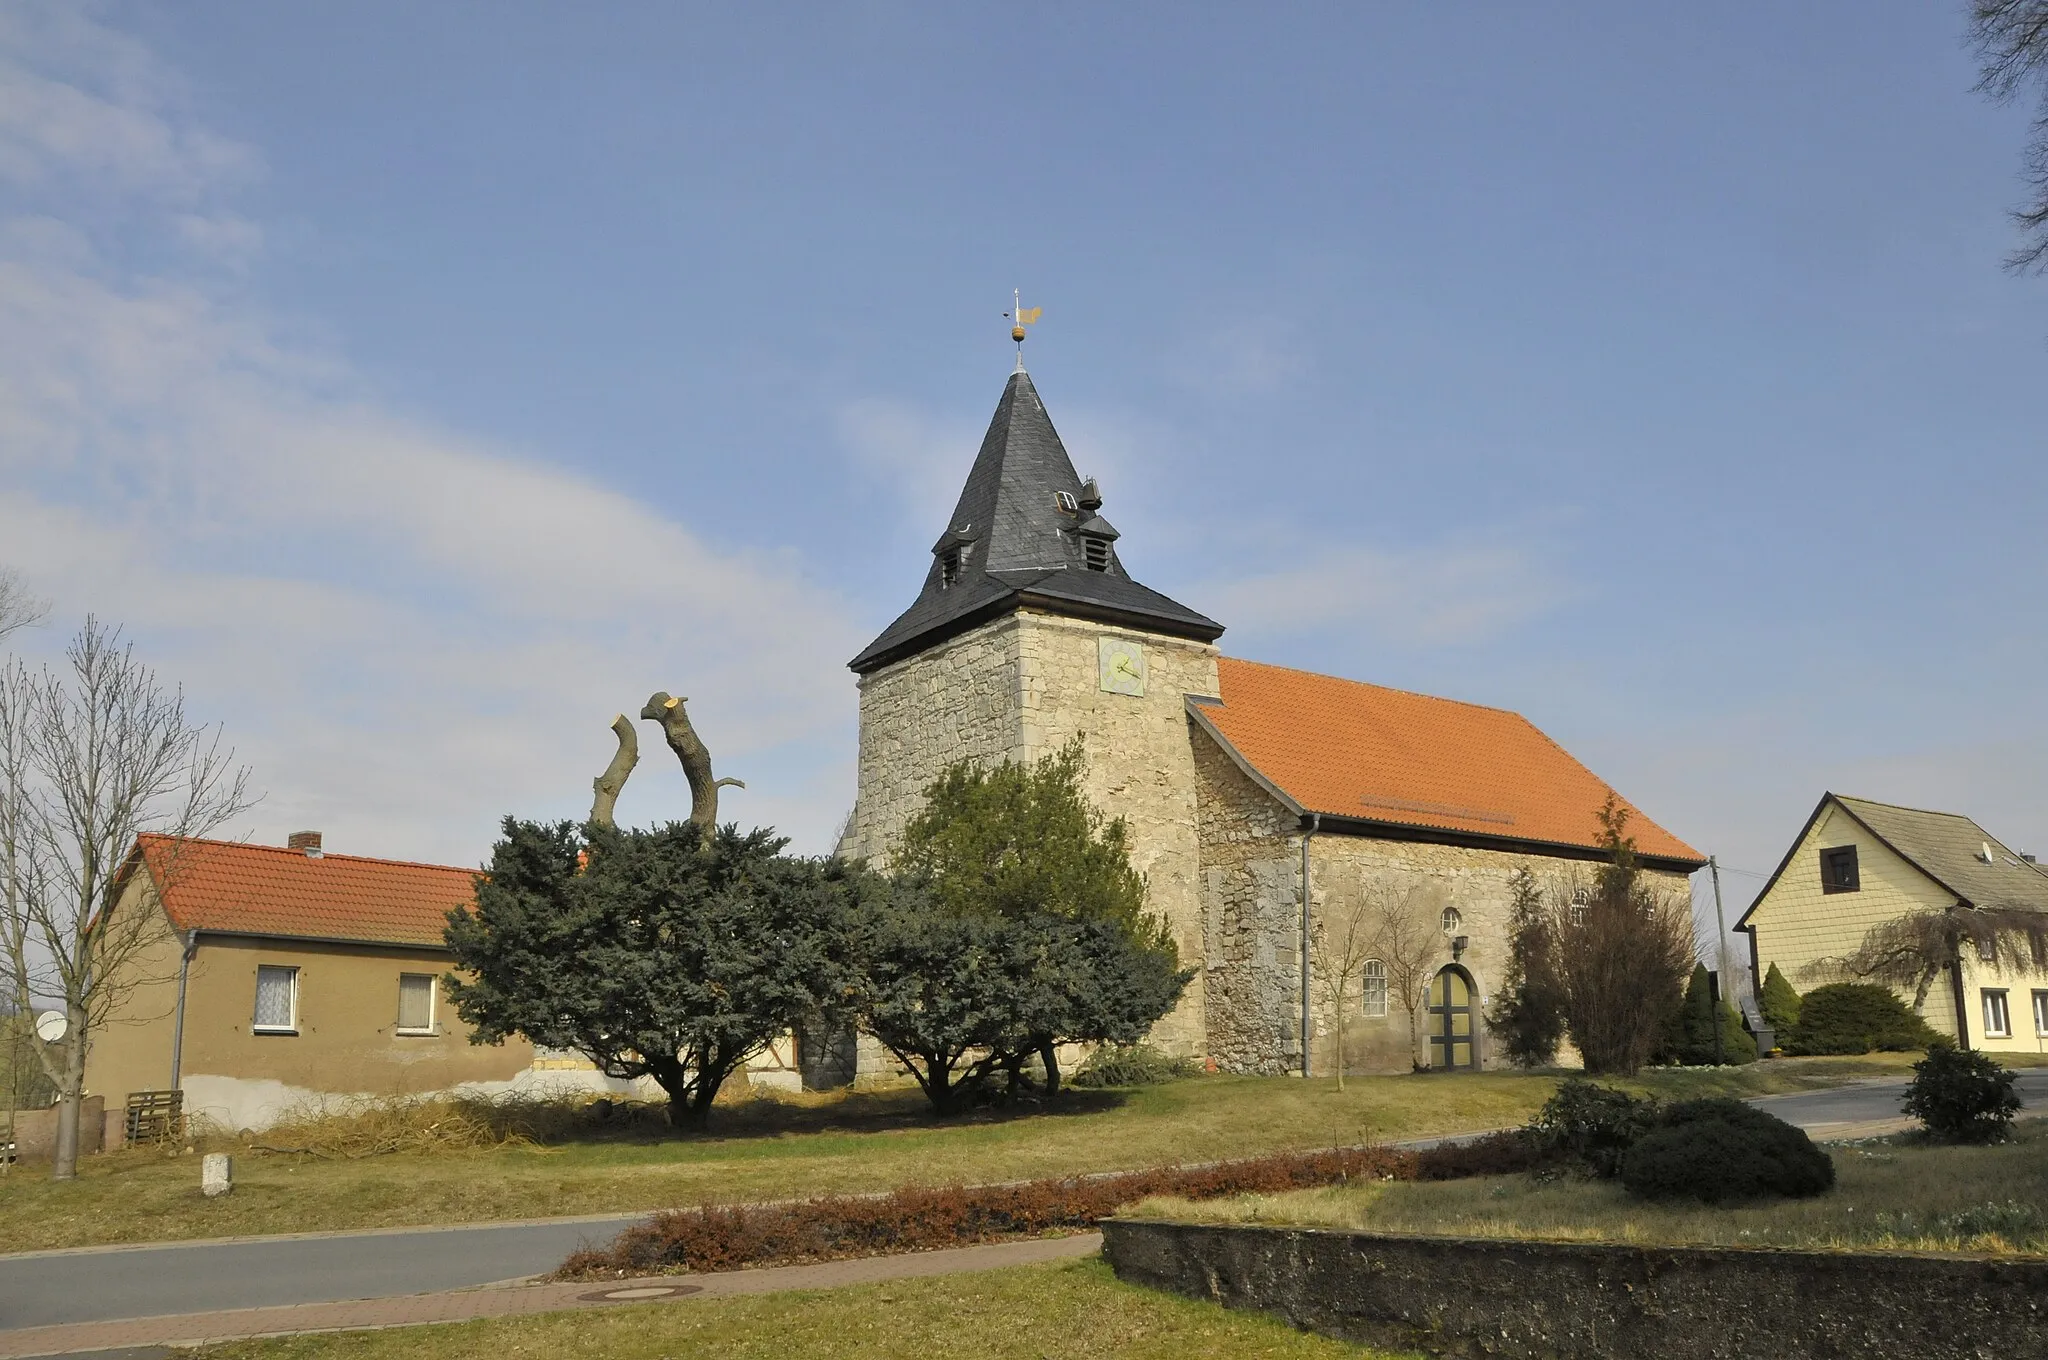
left=1193, top=729, right=1694, bottom=1075
left=1747, top=802, right=2048, bottom=1053
left=80, top=875, right=186, bottom=1110
left=841, top=607, right=1221, bottom=1057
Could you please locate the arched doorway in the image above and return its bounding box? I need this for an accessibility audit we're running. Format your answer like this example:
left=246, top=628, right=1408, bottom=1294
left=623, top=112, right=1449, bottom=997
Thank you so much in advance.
left=1426, top=965, right=1478, bottom=1070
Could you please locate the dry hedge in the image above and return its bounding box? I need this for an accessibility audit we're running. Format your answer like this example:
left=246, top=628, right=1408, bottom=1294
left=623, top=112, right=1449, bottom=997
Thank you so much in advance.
left=559, top=1144, right=1421, bottom=1278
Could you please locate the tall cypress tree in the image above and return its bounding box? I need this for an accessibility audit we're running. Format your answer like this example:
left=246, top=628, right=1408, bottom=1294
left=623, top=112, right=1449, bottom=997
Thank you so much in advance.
left=1486, top=869, right=1567, bottom=1067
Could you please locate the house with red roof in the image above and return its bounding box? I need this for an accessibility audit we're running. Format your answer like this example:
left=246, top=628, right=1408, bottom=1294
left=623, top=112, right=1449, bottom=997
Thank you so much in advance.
left=838, top=362, right=1704, bottom=1076
left=85, top=832, right=642, bottom=1133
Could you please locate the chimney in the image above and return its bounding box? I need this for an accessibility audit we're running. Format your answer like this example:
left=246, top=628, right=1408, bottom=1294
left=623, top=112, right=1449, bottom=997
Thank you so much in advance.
left=288, top=831, right=323, bottom=858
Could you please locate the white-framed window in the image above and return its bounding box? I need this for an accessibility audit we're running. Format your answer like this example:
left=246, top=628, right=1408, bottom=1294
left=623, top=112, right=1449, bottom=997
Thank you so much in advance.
left=397, top=973, right=437, bottom=1035
left=1569, top=887, right=1591, bottom=927
left=1361, top=960, right=1388, bottom=1018
left=1982, top=989, right=2011, bottom=1039
left=253, top=965, right=299, bottom=1033
left=2034, top=990, right=2048, bottom=1037
left=1441, top=907, right=1462, bottom=933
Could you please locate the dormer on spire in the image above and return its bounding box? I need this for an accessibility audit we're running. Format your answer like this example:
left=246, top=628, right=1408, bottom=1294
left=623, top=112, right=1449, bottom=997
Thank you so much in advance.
left=849, top=366, right=1222, bottom=674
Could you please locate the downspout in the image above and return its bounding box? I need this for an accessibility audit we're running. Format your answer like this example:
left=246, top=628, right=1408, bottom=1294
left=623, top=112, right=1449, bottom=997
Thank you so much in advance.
left=1949, top=952, right=1972, bottom=1052
left=1300, top=813, right=1320, bottom=1079
left=169, top=931, right=198, bottom=1091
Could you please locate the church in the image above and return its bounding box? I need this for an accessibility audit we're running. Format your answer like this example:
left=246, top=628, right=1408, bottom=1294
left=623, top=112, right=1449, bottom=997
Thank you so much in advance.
left=838, top=361, right=1703, bottom=1076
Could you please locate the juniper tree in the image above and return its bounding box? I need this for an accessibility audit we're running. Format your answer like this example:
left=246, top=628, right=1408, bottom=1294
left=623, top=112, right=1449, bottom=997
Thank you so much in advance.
left=886, top=740, right=1182, bottom=1095
left=445, top=819, right=862, bottom=1129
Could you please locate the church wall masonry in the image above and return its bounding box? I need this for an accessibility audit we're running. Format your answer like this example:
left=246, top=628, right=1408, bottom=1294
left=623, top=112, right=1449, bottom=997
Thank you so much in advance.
left=842, top=607, right=1221, bottom=1059
left=1192, top=728, right=1693, bottom=1076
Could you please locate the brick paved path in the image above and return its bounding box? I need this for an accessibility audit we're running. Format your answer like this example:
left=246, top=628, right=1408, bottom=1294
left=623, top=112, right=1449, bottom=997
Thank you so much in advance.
left=0, top=1233, right=1103, bottom=1358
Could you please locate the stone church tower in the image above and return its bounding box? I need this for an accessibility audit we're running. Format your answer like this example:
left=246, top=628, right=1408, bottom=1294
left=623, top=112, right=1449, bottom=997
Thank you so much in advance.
left=840, top=364, right=1225, bottom=1055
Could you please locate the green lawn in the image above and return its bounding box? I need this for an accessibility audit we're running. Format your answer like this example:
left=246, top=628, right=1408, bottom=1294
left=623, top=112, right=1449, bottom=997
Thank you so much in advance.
left=188, top=1258, right=1402, bottom=1360
left=0, top=1057, right=1919, bottom=1253
left=1133, top=1122, right=2048, bottom=1256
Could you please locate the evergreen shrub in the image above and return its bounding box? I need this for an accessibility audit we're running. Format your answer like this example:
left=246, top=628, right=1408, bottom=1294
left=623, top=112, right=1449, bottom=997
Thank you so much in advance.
left=1069, top=1043, right=1199, bottom=1089
left=1784, top=983, right=1939, bottom=1055
left=1619, top=1098, right=1835, bottom=1203
left=1656, top=964, right=1758, bottom=1065
left=1758, top=962, right=1802, bottom=1039
left=1903, top=1045, right=2021, bottom=1143
left=1528, top=1078, right=1660, bottom=1179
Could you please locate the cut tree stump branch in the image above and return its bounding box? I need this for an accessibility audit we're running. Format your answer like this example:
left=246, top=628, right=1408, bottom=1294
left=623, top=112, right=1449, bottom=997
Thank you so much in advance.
left=639, top=691, right=743, bottom=832
left=590, top=714, right=640, bottom=826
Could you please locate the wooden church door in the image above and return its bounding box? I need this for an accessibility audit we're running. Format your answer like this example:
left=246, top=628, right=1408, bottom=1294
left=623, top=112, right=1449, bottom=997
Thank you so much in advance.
left=1426, top=965, right=1477, bottom=1070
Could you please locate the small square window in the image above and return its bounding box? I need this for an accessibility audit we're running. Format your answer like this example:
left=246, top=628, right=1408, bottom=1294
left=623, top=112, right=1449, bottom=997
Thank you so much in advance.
left=1819, top=845, right=1860, bottom=894
left=397, top=974, right=436, bottom=1034
left=1982, top=989, right=2011, bottom=1039
left=254, top=965, right=298, bottom=1033
left=1054, top=490, right=1079, bottom=514
left=2032, top=990, right=2048, bottom=1037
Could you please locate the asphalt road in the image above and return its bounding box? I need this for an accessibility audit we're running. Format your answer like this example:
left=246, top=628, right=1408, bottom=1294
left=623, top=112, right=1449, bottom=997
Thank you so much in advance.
left=5, top=1070, right=2045, bottom=1335
left=0, top=1214, right=643, bottom=1332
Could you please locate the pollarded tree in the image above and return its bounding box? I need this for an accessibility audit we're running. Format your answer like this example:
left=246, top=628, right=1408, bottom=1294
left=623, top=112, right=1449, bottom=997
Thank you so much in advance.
left=444, top=819, right=861, bottom=1129
left=1362, top=878, right=1445, bottom=1070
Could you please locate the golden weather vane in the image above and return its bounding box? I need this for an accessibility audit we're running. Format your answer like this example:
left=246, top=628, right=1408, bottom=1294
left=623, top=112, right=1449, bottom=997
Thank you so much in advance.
left=1004, top=289, right=1041, bottom=369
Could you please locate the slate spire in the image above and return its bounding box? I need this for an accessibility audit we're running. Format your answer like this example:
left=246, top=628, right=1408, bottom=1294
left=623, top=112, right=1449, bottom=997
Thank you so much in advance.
left=850, top=369, right=1223, bottom=673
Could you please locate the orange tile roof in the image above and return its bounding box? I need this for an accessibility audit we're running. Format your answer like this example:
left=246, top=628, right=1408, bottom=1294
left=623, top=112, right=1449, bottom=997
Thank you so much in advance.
left=130, top=835, right=480, bottom=948
left=1198, top=658, right=1703, bottom=866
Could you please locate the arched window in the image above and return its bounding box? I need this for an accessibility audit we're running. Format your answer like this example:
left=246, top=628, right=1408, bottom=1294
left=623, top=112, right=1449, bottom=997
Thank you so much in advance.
left=1440, top=906, right=1462, bottom=933
left=1361, top=959, right=1388, bottom=1018
left=1570, top=886, right=1591, bottom=927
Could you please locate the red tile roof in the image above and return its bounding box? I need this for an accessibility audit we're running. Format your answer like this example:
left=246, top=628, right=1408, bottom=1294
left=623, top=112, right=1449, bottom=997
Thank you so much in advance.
left=1197, top=658, right=1703, bottom=866
left=129, top=835, right=479, bottom=948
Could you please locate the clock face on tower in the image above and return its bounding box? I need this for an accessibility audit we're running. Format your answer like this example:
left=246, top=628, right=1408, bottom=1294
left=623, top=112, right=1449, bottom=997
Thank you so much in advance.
left=1097, top=636, right=1147, bottom=697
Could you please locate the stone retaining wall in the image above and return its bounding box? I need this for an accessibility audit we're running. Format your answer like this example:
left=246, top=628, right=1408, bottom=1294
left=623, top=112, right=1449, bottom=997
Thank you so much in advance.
left=1101, top=1218, right=2048, bottom=1359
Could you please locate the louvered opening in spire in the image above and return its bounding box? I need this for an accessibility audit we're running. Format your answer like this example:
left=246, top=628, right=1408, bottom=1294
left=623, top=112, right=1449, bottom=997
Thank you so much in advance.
left=849, top=367, right=1224, bottom=674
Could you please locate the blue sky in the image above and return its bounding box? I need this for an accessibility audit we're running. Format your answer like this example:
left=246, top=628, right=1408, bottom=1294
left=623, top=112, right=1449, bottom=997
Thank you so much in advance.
left=1, top=4, right=2042, bottom=942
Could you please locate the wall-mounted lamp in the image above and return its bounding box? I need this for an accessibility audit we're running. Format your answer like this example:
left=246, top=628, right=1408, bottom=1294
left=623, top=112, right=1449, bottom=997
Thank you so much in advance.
left=1451, top=934, right=1470, bottom=960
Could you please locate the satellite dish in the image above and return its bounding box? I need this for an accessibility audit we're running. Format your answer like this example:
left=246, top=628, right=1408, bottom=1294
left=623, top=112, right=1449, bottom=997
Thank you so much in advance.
left=33, top=1011, right=67, bottom=1044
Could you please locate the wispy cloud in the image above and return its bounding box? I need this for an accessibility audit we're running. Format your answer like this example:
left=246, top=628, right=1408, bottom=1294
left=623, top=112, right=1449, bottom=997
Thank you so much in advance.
left=1205, top=535, right=1572, bottom=648
left=0, top=9, right=861, bottom=861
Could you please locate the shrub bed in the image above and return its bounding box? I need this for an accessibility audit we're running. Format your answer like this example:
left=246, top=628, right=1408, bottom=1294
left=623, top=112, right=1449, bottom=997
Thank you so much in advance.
left=1619, top=1098, right=1834, bottom=1203
left=558, top=1144, right=1418, bottom=1277
left=1785, top=983, right=1939, bottom=1055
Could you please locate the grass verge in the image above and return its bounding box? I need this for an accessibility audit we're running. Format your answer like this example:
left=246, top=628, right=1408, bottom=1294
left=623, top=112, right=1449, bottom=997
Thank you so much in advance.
left=1131, top=1123, right=2048, bottom=1256
left=0, top=1056, right=1921, bottom=1253
left=185, top=1258, right=1408, bottom=1360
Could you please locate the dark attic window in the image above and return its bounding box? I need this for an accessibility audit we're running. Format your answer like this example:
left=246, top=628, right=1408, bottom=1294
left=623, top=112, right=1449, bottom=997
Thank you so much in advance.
left=1082, top=536, right=1112, bottom=572
left=939, top=546, right=963, bottom=587
left=1819, top=845, right=1859, bottom=894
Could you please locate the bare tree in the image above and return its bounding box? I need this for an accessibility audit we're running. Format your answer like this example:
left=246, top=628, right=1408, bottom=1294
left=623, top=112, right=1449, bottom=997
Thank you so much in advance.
left=1549, top=801, right=1693, bottom=1076
left=1309, top=892, right=1376, bottom=1089
left=589, top=714, right=639, bottom=827
left=0, top=569, right=46, bottom=644
left=0, top=619, right=252, bottom=1179
left=1364, top=879, right=1444, bottom=1070
left=1972, top=1, right=2048, bottom=272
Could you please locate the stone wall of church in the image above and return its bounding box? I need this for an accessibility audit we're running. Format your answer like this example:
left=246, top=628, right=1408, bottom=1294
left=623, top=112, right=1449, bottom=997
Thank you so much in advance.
left=839, top=613, right=1027, bottom=866
left=1192, top=727, right=1696, bottom=1075
left=1192, top=724, right=1304, bottom=1074
left=838, top=606, right=1222, bottom=1060
left=1011, top=611, right=1220, bottom=1057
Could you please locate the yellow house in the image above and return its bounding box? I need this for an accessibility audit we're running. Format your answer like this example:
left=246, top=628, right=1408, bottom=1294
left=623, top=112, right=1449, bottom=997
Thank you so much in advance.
left=89, top=832, right=569, bottom=1134
left=1738, top=794, right=2048, bottom=1054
